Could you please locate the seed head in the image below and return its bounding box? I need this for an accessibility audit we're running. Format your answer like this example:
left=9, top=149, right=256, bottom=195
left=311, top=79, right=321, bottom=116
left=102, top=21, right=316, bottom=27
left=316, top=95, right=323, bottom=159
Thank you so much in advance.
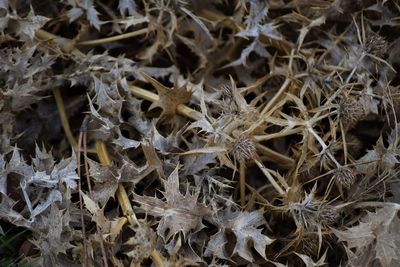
left=288, top=191, right=319, bottom=228
left=317, top=205, right=339, bottom=226
left=229, top=135, right=256, bottom=162
left=338, top=97, right=364, bottom=128
left=365, top=32, right=388, bottom=57
left=333, top=166, right=355, bottom=189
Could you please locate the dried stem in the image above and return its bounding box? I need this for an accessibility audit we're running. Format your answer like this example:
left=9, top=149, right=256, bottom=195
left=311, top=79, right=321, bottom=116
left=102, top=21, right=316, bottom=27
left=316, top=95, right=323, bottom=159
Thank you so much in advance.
left=240, top=162, right=246, bottom=207
left=129, top=85, right=202, bottom=120
left=76, top=133, right=88, bottom=266
left=307, top=124, right=341, bottom=168
left=78, top=28, right=148, bottom=46
left=254, top=159, right=286, bottom=196
left=260, top=78, right=291, bottom=117
left=340, top=121, right=348, bottom=165
left=83, top=135, right=108, bottom=267
left=95, top=141, right=164, bottom=267
left=53, top=88, right=77, bottom=149
left=254, top=128, right=302, bottom=142
left=95, top=141, right=138, bottom=225
left=256, top=143, right=295, bottom=167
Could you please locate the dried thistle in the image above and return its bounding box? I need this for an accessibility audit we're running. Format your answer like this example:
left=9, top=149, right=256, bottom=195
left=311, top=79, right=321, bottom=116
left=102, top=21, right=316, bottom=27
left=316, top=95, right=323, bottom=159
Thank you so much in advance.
left=317, top=205, right=339, bottom=226
left=333, top=166, right=355, bottom=189
left=229, top=135, right=256, bottom=163
left=288, top=189, right=320, bottom=228
left=364, top=31, right=388, bottom=58
left=318, top=143, right=341, bottom=170
left=2, top=0, right=400, bottom=266
left=221, top=84, right=234, bottom=101
left=338, top=97, right=365, bottom=128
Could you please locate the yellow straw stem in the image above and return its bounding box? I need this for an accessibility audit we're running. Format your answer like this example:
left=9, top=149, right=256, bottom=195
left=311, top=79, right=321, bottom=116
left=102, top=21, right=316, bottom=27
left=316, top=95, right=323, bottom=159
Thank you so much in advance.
left=95, top=141, right=164, bottom=267
left=256, top=143, right=295, bottom=167
left=53, top=88, right=77, bottom=149
left=78, top=28, right=148, bottom=46
left=130, top=85, right=202, bottom=120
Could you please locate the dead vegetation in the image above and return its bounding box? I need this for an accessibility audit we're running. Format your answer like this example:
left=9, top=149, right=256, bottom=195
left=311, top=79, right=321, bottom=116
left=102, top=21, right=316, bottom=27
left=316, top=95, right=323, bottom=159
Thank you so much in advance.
left=1, top=0, right=400, bottom=266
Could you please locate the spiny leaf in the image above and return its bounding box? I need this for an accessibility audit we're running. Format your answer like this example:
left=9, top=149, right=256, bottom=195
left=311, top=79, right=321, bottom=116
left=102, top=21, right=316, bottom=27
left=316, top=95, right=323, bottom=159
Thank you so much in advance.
left=133, top=164, right=214, bottom=241
left=142, top=72, right=192, bottom=120
left=332, top=206, right=400, bottom=267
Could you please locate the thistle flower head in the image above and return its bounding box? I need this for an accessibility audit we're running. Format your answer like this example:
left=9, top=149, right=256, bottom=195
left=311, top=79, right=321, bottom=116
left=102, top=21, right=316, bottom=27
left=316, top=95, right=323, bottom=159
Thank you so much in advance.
left=317, top=205, right=339, bottom=226
left=288, top=190, right=320, bottom=228
left=229, top=135, right=256, bottom=162
left=333, top=166, right=355, bottom=189
left=364, top=32, right=388, bottom=57
left=288, top=192, right=339, bottom=229
left=338, top=97, right=365, bottom=128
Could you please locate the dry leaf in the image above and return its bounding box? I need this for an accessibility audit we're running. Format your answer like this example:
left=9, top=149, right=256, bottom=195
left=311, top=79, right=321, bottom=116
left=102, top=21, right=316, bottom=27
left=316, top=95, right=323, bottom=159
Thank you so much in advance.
left=133, top=164, right=214, bottom=241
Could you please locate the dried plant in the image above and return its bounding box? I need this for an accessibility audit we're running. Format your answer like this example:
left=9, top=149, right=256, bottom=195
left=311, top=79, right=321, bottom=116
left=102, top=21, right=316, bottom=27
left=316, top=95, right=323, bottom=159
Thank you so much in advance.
left=1, top=0, right=400, bottom=266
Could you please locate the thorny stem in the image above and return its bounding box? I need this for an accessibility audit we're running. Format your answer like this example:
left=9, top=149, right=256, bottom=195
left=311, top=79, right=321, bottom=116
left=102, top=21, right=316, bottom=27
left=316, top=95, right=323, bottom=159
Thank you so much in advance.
left=246, top=190, right=257, bottom=211
left=130, top=85, right=202, bottom=121
left=259, top=50, right=295, bottom=117
left=240, top=162, right=246, bottom=207
left=246, top=184, right=272, bottom=207
left=340, top=121, right=348, bottom=164
left=307, top=124, right=341, bottom=168
left=254, top=159, right=286, bottom=196
left=254, top=127, right=302, bottom=142
left=266, top=168, right=289, bottom=190
left=239, top=73, right=273, bottom=94
left=253, top=111, right=336, bottom=143
left=307, top=124, right=328, bottom=150
left=78, top=28, right=148, bottom=46
left=260, top=77, right=291, bottom=117
left=344, top=55, right=364, bottom=85
left=36, top=29, right=85, bottom=57
left=256, top=143, right=295, bottom=167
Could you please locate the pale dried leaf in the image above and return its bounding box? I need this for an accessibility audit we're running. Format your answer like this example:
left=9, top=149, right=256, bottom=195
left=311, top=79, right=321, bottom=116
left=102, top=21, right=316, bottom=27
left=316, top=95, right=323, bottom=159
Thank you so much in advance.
left=133, top=164, right=214, bottom=241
